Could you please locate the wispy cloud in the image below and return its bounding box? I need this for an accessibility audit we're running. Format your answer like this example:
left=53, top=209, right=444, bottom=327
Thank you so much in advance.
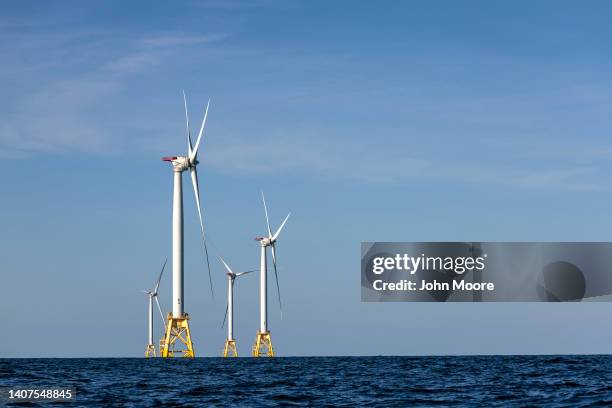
left=194, top=0, right=295, bottom=11
left=100, top=33, right=228, bottom=73
left=0, top=78, right=120, bottom=154
left=139, top=34, right=227, bottom=49
left=0, top=26, right=226, bottom=154
left=104, top=51, right=167, bottom=74
left=204, top=135, right=606, bottom=191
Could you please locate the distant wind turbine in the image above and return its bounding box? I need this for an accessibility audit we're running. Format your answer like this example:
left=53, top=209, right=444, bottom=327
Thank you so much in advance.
left=252, top=192, right=290, bottom=357
left=143, top=258, right=167, bottom=358
left=219, top=256, right=254, bottom=357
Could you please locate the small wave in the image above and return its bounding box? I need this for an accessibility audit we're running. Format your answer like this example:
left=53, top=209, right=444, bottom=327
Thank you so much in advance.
left=183, top=386, right=210, bottom=397
left=272, top=393, right=314, bottom=403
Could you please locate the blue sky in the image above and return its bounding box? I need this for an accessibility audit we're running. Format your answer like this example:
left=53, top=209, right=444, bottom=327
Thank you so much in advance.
left=1, top=1, right=612, bottom=357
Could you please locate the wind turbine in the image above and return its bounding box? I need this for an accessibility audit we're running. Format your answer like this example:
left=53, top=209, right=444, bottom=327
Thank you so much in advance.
left=219, top=256, right=254, bottom=357
left=143, top=258, right=167, bottom=358
left=252, top=192, right=290, bottom=357
left=160, top=91, right=213, bottom=358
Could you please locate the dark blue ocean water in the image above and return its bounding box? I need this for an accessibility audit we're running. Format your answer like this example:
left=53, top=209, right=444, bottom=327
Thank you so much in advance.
left=0, top=355, right=610, bottom=407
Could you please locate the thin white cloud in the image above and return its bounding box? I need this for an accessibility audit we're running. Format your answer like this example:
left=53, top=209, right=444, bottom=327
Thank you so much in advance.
left=204, top=135, right=605, bottom=191
left=104, top=50, right=166, bottom=74
left=194, top=0, right=295, bottom=10
left=0, top=78, right=120, bottom=154
left=139, top=34, right=226, bottom=49
left=509, top=167, right=599, bottom=190
left=0, top=29, right=225, bottom=154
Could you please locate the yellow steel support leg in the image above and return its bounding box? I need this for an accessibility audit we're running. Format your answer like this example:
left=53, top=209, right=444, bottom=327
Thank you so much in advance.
left=222, top=340, right=238, bottom=357
left=161, top=313, right=195, bottom=358
left=145, top=344, right=156, bottom=358
left=252, top=331, right=274, bottom=357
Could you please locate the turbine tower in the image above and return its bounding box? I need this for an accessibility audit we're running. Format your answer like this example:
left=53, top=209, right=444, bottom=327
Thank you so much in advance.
left=142, top=259, right=167, bottom=357
left=219, top=256, right=254, bottom=357
left=252, top=192, right=290, bottom=357
left=160, top=91, right=213, bottom=358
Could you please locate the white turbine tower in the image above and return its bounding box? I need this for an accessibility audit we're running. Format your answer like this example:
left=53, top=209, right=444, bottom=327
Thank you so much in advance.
left=218, top=256, right=254, bottom=357
left=160, top=91, right=213, bottom=358
left=252, top=192, right=290, bottom=357
left=143, top=259, right=167, bottom=358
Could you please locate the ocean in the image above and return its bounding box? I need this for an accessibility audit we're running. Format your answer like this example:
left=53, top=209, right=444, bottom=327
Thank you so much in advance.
left=1, top=355, right=610, bottom=407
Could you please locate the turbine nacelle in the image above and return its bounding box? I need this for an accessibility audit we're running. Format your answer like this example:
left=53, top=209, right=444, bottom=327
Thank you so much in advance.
left=161, top=156, right=198, bottom=172
left=219, top=255, right=255, bottom=279
left=256, top=237, right=273, bottom=246
left=142, top=288, right=160, bottom=297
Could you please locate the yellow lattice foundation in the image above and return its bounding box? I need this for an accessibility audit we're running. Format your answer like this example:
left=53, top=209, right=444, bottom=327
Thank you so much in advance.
left=145, top=344, right=156, bottom=358
left=252, top=331, right=274, bottom=357
left=161, top=313, right=195, bottom=358
left=223, top=340, right=238, bottom=357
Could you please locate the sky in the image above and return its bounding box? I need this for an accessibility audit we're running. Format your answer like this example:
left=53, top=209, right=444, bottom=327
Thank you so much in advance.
left=1, top=0, right=612, bottom=357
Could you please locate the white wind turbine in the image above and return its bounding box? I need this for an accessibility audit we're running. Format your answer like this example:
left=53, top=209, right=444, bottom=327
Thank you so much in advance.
left=159, top=91, right=213, bottom=358
left=219, top=256, right=254, bottom=357
left=252, top=192, right=290, bottom=357
left=142, top=258, right=167, bottom=358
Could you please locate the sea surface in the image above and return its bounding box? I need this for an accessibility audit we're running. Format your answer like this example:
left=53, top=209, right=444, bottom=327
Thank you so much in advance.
left=0, top=355, right=610, bottom=407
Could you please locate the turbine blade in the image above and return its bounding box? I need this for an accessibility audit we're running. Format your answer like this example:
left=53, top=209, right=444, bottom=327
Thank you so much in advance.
left=190, top=167, right=205, bottom=236
left=190, top=98, right=210, bottom=160
left=203, top=239, right=214, bottom=298
left=221, top=303, right=228, bottom=328
left=183, top=90, right=193, bottom=157
left=235, top=270, right=256, bottom=277
left=140, top=290, right=150, bottom=294
left=272, top=212, right=291, bottom=241
left=153, top=258, right=167, bottom=294
left=190, top=166, right=214, bottom=297
left=271, top=243, right=283, bottom=320
left=270, top=243, right=277, bottom=270
left=155, top=296, right=165, bottom=326
left=261, top=191, right=272, bottom=238
left=218, top=256, right=234, bottom=274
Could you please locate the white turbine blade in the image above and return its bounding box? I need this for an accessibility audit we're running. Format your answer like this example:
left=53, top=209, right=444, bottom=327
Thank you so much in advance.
left=271, top=242, right=277, bottom=269
left=236, top=270, right=256, bottom=277
left=140, top=290, right=150, bottom=295
left=183, top=90, right=193, bottom=157
left=221, top=303, right=228, bottom=328
left=203, top=239, right=214, bottom=298
left=153, top=258, right=167, bottom=294
left=190, top=166, right=214, bottom=297
left=154, top=296, right=165, bottom=326
left=261, top=191, right=272, bottom=238
left=272, top=212, right=291, bottom=241
left=191, top=167, right=205, bottom=235
left=190, top=98, right=210, bottom=160
left=218, top=255, right=234, bottom=274
left=271, top=243, right=283, bottom=319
